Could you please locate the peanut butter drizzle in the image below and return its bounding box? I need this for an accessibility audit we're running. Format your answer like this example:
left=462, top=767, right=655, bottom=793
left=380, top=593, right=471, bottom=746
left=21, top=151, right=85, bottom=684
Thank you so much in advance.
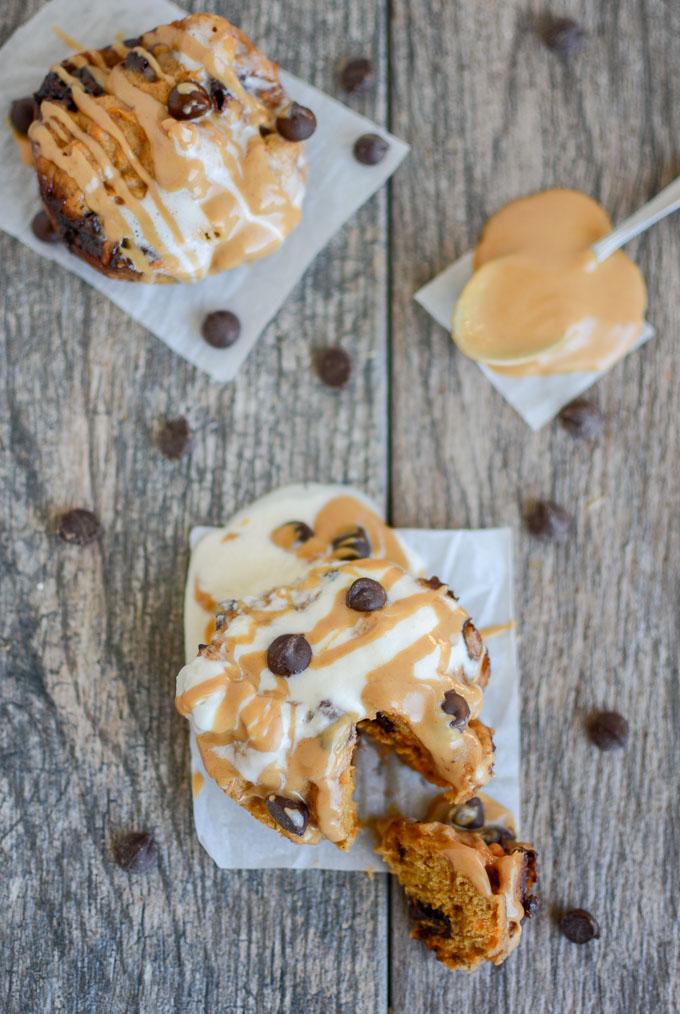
left=177, top=557, right=492, bottom=843
left=479, top=620, right=515, bottom=640
left=454, top=188, right=647, bottom=375
left=29, top=14, right=305, bottom=282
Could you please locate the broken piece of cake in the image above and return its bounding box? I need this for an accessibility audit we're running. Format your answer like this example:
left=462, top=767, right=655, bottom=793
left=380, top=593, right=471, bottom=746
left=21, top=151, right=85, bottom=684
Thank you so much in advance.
left=28, top=13, right=311, bottom=281
left=377, top=800, right=538, bottom=970
left=176, top=484, right=494, bottom=848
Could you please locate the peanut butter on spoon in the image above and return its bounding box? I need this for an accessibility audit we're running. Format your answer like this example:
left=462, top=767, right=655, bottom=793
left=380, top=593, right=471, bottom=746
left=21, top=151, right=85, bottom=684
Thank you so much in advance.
left=452, top=189, right=647, bottom=375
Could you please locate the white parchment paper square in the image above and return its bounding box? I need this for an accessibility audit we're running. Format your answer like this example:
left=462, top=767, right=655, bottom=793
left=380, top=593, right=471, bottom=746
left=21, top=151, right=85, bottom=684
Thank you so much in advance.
left=415, top=252, right=654, bottom=430
left=187, top=526, right=520, bottom=871
left=0, top=0, right=409, bottom=382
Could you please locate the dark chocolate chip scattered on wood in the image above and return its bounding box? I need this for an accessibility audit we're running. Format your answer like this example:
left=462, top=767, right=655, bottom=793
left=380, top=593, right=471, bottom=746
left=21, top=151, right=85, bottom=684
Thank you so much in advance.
left=56, top=508, right=102, bottom=546
left=346, top=577, right=387, bottom=612
left=525, top=500, right=572, bottom=542
left=353, top=133, right=389, bottom=165
left=276, top=102, right=317, bottom=141
left=542, top=17, right=588, bottom=55
left=112, top=831, right=158, bottom=873
left=316, top=347, right=352, bottom=388
left=340, top=58, right=374, bottom=95
left=588, top=710, right=629, bottom=751
left=157, top=416, right=192, bottom=460
left=201, top=310, right=241, bottom=349
left=267, top=633, right=312, bottom=676
left=559, top=398, right=604, bottom=439
left=559, top=908, right=600, bottom=944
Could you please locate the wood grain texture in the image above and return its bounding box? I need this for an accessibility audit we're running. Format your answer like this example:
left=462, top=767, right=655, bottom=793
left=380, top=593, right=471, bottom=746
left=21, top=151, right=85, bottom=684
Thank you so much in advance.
left=2, top=0, right=679, bottom=1012
left=389, top=1, right=680, bottom=1012
left=0, top=1, right=391, bottom=1012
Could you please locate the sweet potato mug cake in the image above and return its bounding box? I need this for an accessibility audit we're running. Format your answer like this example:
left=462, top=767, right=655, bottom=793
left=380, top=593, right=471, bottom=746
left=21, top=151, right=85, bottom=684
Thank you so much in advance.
left=176, top=485, right=537, bottom=971
left=23, top=13, right=314, bottom=282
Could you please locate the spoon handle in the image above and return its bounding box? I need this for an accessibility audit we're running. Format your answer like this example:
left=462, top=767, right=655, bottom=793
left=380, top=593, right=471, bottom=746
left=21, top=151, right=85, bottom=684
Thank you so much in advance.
left=592, top=175, right=680, bottom=263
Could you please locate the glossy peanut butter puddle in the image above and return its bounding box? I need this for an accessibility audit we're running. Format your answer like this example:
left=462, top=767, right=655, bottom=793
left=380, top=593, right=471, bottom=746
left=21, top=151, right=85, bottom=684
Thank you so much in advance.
left=453, top=189, right=647, bottom=375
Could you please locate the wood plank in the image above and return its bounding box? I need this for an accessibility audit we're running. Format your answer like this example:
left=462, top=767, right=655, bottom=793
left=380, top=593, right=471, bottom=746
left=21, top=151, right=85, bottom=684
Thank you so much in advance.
left=388, top=0, right=680, bottom=1010
left=0, top=1, right=391, bottom=1011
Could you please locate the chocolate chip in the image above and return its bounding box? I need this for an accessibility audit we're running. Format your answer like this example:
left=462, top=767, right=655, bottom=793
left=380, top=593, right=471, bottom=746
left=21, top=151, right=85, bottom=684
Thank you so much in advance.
left=440, top=690, right=470, bottom=730
left=56, top=508, right=102, bottom=546
left=486, top=866, right=501, bottom=891
left=157, top=416, right=191, bottom=460
left=112, top=831, right=158, bottom=873
left=73, top=67, right=104, bottom=97
left=123, top=50, right=157, bottom=81
left=266, top=795, right=309, bottom=836
left=525, top=500, right=572, bottom=542
left=259, top=125, right=274, bottom=137
left=559, top=398, right=604, bottom=439
left=374, top=711, right=396, bottom=733
left=276, top=102, right=317, bottom=141
left=408, top=899, right=452, bottom=938
left=523, top=894, right=540, bottom=918
left=288, top=521, right=314, bottom=544
left=316, top=347, right=352, bottom=388
left=462, top=619, right=483, bottom=661
left=421, top=576, right=444, bottom=590
left=10, top=97, right=36, bottom=136
left=481, top=825, right=516, bottom=848
left=34, top=71, right=75, bottom=110
left=267, top=633, right=312, bottom=677
left=332, top=526, right=371, bottom=560
left=201, top=310, right=241, bottom=349
left=168, top=82, right=212, bottom=120
left=197, top=643, right=208, bottom=652
left=31, top=210, right=60, bottom=243
left=209, top=78, right=231, bottom=111
left=450, top=796, right=485, bottom=830
left=346, top=577, right=387, bottom=612
left=340, top=57, right=374, bottom=95
left=123, top=36, right=142, bottom=49
left=588, top=710, right=629, bottom=751
left=542, top=17, right=588, bottom=55
left=353, top=133, right=389, bottom=165
left=559, top=908, right=600, bottom=944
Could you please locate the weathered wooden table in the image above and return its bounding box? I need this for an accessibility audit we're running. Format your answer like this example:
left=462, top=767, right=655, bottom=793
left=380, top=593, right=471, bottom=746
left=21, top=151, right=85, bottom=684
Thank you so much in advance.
left=2, top=1, right=679, bottom=1011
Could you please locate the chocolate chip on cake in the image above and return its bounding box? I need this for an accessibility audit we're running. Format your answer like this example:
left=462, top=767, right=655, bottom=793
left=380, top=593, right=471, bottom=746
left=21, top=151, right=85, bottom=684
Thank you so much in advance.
left=112, top=831, right=158, bottom=873
left=276, top=102, right=317, bottom=141
left=482, top=825, right=516, bottom=848
left=316, top=347, right=352, bottom=388
left=34, top=70, right=75, bottom=110
left=559, top=908, right=600, bottom=944
left=266, top=795, right=309, bottom=836
left=340, top=57, right=375, bottom=95
left=73, top=67, right=104, bottom=97
left=157, top=416, right=192, bottom=460
left=588, top=710, right=629, bottom=751
left=168, top=81, right=212, bottom=120
left=375, top=711, right=396, bottom=732
left=31, top=211, right=60, bottom=244
left=450, top=797, right=485, bottom=830
left=123, top=50, right=157, bottom=81
left=332, top=526, right=371, bottom=560
left=346, top=577, right=387, bottom=612
left=123, top=36, right=142, bottom=48
left=559, top=398, right=604, bottom=439
left=462, top=619, right=483, bottom=661
left=525, top=500, right=572, bottom=542
left=10, top=96, right=36, bottom=136
left=290, top=521, right=314, bottom=543
left=542, top=16, right=588, bottom=55
left=440, top=690, right=470, bottom=730
left=267, top=633, right=312, bottom=676
left=408, top=899, right=452, bottom=938
left=353, top=133, right=389, bottom=165
left=421, top=576, right=444, bottom=590
left=56, top=508, right=102, bottom=546
left=201, top=310, right=241, bottom=349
